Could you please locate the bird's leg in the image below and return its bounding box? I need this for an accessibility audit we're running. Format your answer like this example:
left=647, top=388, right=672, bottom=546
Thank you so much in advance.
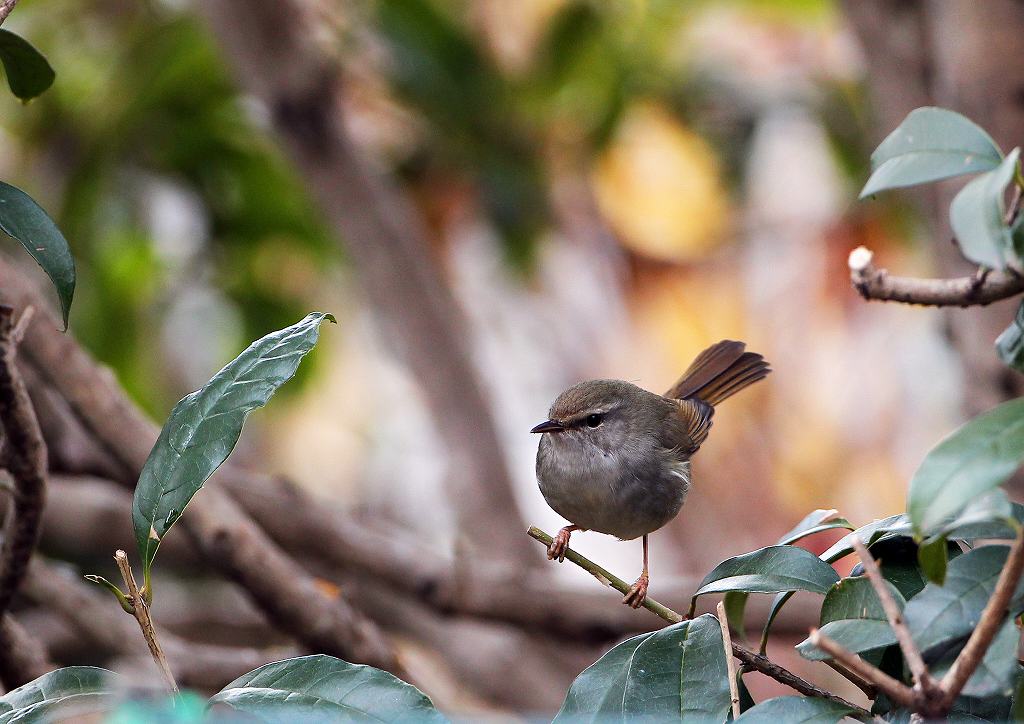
left=547, top=524, right=582, bottom=563
left=622, top=534, right=650, bottom=608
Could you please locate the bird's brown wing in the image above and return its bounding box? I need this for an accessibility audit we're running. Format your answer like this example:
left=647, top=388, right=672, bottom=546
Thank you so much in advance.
left=669, top=398, right=715, bottom=455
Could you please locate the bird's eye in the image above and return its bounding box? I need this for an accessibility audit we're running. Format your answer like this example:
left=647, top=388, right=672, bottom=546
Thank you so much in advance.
left=585, top=414, right=603, bottom=428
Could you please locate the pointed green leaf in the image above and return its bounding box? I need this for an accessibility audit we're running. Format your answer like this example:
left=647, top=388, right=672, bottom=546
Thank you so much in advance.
left=997, top=301, right=1024, bottom=373
left=0, top=30, right=54, bottom=101
left=949, top=148, right=1021, bottom=269
left=861, top=107, right=1002, bottom=197
left=694, top=545, right=839, bottom=599
left=210, top=655, right=444, bottom=722
left=819, top=515, right=912, bottom=563
left=797, top=619, right=898, bottom=661
left=723, top=591, right=749, bottom=638
left=935, top=489, right=1019, bottom=542
left=132, top=312, right=335, bottom=574
left=908, top=398, right=1024, bottom=536
left=0, top=182, right=75, bottom=329
left=776, top=509, right=853, bottom=547
left=735, top=695, right=857, bottom=723
left=556, top=615, right=731, bottom=723
left=0, top=667, right=114, bottom=723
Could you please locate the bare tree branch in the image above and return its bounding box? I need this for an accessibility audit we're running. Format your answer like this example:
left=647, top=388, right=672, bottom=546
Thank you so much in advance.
left=0, top=615, right=51, bottom=689
left=808, top=628, right=917, bottom=711
left=0, top=0, right=19, bottom=27
left=849, top=247, right=1024, bottom=307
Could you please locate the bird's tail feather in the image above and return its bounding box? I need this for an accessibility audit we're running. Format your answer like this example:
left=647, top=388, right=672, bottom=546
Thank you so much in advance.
left=664, top=340, right=770, bottom=406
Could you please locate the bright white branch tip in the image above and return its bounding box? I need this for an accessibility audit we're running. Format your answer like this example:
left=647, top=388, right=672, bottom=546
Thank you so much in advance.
left=848, top=246, right=874, bottom=272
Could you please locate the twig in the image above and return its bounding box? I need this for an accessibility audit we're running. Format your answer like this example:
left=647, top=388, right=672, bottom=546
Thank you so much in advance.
left=528, top=527, right=873, bottom=719
left=114, top=550, right=178, bottom=694
left=848, top=246, right=1024, bottom=307
left=0, top=0, right=19, bottom=27
left=940, top=529, right=1024, bottom=708
left=527, top=527, right=683, bottom=623
left=809, top=629, right=917, bottom=710
left=717, top=601, right=741, bottom=719
left=851, top=537, right=936, bottom=694
left=0, top=305, right=48, bottom=620
left=824, top=660, right=877, bottom=700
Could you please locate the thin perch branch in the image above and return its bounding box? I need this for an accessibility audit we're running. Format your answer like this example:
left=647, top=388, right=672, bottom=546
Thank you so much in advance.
left=0, top=0, right=19, bottom=27
left=940, top=530, right=1024, bottom=708
left=717, top=601, right=741, bottom=719
left=848, top=246, right=1024, bottom=307
left=809, top=628, right=917, bottom=710
left=114, top=550, right=178, bottom=694
left=851, top=537, right=935, bottom=694
left=528, top=527, right=872, bottom=719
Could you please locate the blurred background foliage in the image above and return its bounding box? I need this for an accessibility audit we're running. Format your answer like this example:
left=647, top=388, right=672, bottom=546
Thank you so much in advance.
left=0, top=0, right=951, bottom=577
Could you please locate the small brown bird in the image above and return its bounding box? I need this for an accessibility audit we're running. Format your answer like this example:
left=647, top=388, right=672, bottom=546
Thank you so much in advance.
left=531, top=341, right=770, bottom=608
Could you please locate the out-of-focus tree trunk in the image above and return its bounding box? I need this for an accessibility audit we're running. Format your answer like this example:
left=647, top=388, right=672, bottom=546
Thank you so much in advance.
left=843, top=0, right=1024, bottom=415
left=198, top=0, right=534, bottom=566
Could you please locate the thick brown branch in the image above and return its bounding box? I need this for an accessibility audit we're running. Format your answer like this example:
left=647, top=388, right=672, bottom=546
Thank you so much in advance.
left=940, top=530, right=1024, bottom=708
left=848, top=246, right=1024, bottom=307
left=0, top=615, right=51, bottom=689
left=528, top=527, right=872, bottom=719
left=0, top=305, right=48, bottom=620
left=851, top=537, right=935, bottom=694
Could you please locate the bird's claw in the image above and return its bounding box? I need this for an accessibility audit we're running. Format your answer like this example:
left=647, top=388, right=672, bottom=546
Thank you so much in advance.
left=547, top=527, right=573, bottom=562
left=622, top=573, right=649, bottom=609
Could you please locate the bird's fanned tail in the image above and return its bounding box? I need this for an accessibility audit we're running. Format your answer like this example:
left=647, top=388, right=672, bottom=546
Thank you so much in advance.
left=664, top=340, right=770, bottom=406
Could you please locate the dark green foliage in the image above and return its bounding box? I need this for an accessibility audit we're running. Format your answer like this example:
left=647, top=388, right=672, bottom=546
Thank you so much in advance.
left=0, top=29, right=53, bottom=100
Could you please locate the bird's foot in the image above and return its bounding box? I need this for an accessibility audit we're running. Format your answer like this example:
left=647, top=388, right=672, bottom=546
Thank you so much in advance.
left=547, top=525, right=577, bottom=562
left=622, top=572, right=649, bottom=609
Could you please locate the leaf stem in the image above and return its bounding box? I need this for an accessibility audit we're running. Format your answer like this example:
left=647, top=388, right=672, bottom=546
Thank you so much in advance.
left=114, top=550, right=177, bottom=693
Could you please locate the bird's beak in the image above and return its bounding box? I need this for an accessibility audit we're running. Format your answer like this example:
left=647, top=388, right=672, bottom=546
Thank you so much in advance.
left=531, top=419, right=564, bottom=434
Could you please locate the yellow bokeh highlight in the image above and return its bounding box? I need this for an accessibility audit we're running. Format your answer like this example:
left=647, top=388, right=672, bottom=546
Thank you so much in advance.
left=592, top=102, right=729, bottom=262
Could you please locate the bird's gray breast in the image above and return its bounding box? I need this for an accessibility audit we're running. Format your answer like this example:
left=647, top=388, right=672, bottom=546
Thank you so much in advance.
left=536, top=434, right=690, bottom=540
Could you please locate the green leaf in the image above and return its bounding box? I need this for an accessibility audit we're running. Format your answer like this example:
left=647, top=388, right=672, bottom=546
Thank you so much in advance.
left=0, top=667, right=114, bottom=723
left=917, top=535, right=949, bottom=585
left=936, top=490, right=1019, bottom=542
left=932, top=619, right=1020, bottom=698
left=776, top=509, right=853, bottom=547
left=0, top=182, right=75, bottom=329
left=734, top=695, right=857, bottom=723
left=861, top=107, right=1003, bottom=198
left=555, top=632, right=653, bottom=720
left=819, top=515, right=912, bottom=563
left=556, top=615, right=731, bottom=724
left=908, top=397, right=1024, bottom=536
left=758, top=591, right=793, bottom=654
left=797, top=619, right=898, bottom=661
left=996, top=301, right=1024, bottom=373
left=905, top=545, right=1024, bottom=655
left=949, top=147, right=1021, bottom=269
left=694, top=546, right=839, bottom=600
left=797, top=576, right=904, bottom=661
left=209, top=655, right=444, bottom=722
left=132, top=312, right=335, bottom=574
left=0, top=30, right=54, bottom=100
